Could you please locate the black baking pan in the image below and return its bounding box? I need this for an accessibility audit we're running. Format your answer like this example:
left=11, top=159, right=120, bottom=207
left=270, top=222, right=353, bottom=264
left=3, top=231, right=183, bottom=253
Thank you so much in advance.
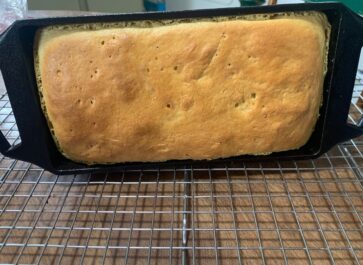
left=0, top=2, right=362, bottom=175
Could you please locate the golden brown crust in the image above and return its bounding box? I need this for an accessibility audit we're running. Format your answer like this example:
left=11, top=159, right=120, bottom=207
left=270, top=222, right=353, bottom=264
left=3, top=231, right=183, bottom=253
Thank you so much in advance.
left=35, top=13, right=330, bottom=164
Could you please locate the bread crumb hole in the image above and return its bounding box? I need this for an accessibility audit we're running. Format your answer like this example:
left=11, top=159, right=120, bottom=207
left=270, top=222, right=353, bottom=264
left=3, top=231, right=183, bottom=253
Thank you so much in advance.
left=56, top=69, right=61, bottom=76
left=234, top=103, right=239, bottom=107
left=77, top=99, right=81, bottom=104
left=89, top=60, right=93, bottom=64
left=174, top=66, right=178, bottom=71
left=251, top=93, right=256, bottom=98
left=90, top=99, right=94, bottom=104
left=146, top=68, right=150, bottom=73
left=101, top=40, right=105, bottom=45
left=155, top=56, right=158, bottom=60
left=228, top=63, right=231, bottom=67
left=160, top=67, right=164, bottom=71
left=156, top=46, right=159, bottom=49
left=93, top=122, right=96, bottom=126
left=90, top=75, right=93, bottom=78
left=166, top=104, right=171, bottom=108
left=112, top=36, right=116, bottom=39
left=94, top=69, right=98, bottom=74
left=108, top=55, right=112, bottom=58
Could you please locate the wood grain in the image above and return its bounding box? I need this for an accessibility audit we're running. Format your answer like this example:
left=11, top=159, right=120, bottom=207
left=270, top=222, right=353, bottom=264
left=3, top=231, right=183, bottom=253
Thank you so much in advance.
left=0, top=146, right=363, bottom=264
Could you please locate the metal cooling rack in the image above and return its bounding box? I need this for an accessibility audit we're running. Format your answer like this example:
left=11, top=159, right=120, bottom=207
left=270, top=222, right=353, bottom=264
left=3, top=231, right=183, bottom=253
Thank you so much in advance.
left=0, top=76, right=362, bottom=265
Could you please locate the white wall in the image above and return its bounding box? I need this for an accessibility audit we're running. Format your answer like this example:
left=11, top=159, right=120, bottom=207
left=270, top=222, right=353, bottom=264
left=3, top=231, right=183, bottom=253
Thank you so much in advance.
left=166, top=0, right=240, bottom=11
left=27, top=0, right=143, bottom=12
left=359, top=48, right=363, bottom=75
left=165, top=0, right=304, bottom=11
left=87, top=0, right=143, bottom=12
left=28, top=0, right=305, bottom=12
left=28, top=0, right=79, bottom=10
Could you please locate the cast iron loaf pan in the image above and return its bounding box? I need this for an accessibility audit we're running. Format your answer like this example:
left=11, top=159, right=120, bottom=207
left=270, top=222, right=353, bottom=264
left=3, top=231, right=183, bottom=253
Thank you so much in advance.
left=0, top=2, right=362, bottom=175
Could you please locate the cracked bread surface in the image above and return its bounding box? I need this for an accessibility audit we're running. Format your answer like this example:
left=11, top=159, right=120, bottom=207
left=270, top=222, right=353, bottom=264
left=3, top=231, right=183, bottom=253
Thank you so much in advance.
left=35, top=12, right=330, bottom=164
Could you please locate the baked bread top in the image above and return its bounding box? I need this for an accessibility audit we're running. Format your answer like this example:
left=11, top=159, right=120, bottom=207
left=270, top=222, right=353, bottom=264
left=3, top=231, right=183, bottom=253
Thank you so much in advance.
left=35, top=12, right=330, bottom=164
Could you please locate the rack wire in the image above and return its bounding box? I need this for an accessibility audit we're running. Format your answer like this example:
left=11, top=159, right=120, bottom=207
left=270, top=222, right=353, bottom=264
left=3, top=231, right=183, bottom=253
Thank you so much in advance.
left=0, top=75, right=362, bottom=264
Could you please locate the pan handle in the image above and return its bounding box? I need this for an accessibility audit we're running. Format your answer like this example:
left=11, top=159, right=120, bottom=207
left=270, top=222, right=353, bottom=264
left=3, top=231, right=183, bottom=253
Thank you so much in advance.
left=0, top=131, right=11, bottom=154
left=0, top=30, right=15, bottom=155
left=338, top=12, right=363, bottom=141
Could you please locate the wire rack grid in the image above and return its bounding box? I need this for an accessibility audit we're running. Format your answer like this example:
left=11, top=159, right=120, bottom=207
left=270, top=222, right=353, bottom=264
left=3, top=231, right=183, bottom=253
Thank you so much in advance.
left=0, top=75, right=362, bottom=265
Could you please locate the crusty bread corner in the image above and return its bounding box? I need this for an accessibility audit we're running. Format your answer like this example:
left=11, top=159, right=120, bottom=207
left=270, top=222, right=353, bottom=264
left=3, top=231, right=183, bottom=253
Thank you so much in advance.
left=34, top=12, right=330, bottom=164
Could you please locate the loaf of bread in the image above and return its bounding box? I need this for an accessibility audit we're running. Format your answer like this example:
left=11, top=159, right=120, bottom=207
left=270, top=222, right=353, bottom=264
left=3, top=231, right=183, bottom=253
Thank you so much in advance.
left=35, top=12, right=330, bottom=164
